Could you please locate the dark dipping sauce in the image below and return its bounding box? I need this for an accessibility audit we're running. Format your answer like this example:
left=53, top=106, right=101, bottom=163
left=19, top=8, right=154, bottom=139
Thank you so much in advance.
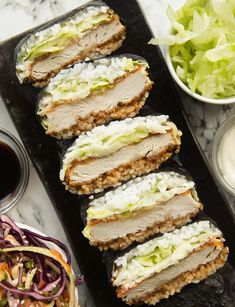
left=0, top=141, right=21, bottom=201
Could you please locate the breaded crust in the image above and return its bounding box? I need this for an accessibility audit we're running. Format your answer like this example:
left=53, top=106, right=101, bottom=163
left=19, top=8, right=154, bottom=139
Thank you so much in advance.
left=87, top=202, right=203, bottom=251
left=45, top=77, right=153, bottom=139
left=118, top=244, right=228, bottom=305
left=64, top=144, right=179, bottom=195
left=31, top=16, right=126, bottom=87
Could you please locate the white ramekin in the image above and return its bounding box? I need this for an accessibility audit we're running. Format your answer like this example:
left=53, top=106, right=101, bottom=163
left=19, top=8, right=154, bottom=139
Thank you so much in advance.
left=211, top=113, right=235, bottom=196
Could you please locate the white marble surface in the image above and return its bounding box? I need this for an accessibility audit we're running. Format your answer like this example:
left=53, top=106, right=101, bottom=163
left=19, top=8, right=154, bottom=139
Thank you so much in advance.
left=0, top=0, right=234, bottom=306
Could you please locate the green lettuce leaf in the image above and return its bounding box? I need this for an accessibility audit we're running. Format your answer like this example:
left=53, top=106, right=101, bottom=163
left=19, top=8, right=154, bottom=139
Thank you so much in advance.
left=25, top=28, right=79, bottom=60
left=70, top=127, right=150, bottom=162
left=133, top=230, right=212, bottom=268
left=53, top=77, right=112, bottom=100
left=49, top=59, right=144, bottom=100
left=76, top=13, right=111, bottom=32
left=25, top=13, right=111, bottom=60
left=135, top=245, right=176, bottom=267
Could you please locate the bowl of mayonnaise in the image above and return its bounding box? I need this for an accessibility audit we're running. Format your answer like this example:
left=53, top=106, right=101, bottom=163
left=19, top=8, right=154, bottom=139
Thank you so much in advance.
left=212, top=113, right=235, bottom=195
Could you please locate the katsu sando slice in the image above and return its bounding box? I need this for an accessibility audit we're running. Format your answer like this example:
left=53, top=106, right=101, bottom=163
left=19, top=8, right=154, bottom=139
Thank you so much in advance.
left=37, top=55, right=153, bottom=139
left=82, top=171, right=203, bottom=250
left=15, top=1, right=125, bottom=87
left=60, top=115, right=182, bottom=195
left=112, top=221, right=228, bottom=305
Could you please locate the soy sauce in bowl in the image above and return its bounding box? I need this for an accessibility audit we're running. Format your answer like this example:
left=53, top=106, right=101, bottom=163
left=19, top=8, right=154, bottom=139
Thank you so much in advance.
left=0, top=141, right=21, bottom=201
left=0, top=129, right=29, bottom=213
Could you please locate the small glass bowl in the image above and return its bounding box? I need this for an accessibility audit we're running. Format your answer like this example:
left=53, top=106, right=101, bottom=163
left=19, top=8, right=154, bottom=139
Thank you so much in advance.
left=0, top=128, right=29, bottom=213
left=212, top=113, right=235, bottom=195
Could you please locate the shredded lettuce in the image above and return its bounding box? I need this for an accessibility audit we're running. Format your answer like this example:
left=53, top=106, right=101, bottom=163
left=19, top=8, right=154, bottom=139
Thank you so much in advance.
left=53, top=77, right=113, bottom=99
left=75, top=13, right=112, bottom=32
left=135, top=244, right=176, bottom=267
left=24, top=13, right=111, bottom=61
left=65, top=127, right=149, bottom=162
left=133, top=230, right=215, bottom=268
left=25, top=28, right=79, bottom=60
left=149, top=0, right=235, bottom=99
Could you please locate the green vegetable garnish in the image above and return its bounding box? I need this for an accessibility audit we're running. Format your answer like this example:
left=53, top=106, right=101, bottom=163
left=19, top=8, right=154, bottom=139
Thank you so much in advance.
left=24, top=260, right=35, bottom=269
left=135, top=245, right=176, bottom=267
left=52, top=286, right=59, bottom=295
left=24, top=13, right=111, bottom=61
left=131, top=231, right=213, bottom=268
left=150, top=0, right=235, bottom=99
left=49, top=59, right=144, bottom=100
left=0, top=270, right=7, bottom=282
left=25, top=29, right=79, bottom=60
left=75, top=13, right=112, bottom=32
left=67, top=127, right=150, bottom=162
left=0, top=297, right=8, bottom=307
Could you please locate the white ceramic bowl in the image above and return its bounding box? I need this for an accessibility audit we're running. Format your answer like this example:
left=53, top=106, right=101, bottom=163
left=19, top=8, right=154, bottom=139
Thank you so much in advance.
left=211, top=113, right=235, bottom=196
left=164, top=45, right=235, bottom=105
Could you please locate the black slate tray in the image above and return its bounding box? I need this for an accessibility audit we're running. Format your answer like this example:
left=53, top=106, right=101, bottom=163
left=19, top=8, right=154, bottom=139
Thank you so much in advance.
left=0, top=1, right=235, bottom=306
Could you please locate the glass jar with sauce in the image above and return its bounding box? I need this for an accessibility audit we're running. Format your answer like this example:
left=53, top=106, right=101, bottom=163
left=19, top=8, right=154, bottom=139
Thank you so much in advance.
left=0, top=128, right=29, bottom=213
left=212, top=113, right=235, bottom=196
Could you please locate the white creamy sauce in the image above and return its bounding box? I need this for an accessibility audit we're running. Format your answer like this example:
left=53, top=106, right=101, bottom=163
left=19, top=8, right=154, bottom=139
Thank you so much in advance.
left=218, top=125, right=235, bottom=188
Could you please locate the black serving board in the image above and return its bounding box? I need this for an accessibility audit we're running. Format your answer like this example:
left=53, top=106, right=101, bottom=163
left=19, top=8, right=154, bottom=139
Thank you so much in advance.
left=0, top=1, right=235, bottom=306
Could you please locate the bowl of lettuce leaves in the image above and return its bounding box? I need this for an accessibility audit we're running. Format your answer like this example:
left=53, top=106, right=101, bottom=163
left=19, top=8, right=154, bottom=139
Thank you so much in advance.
left=150, top=0, right=235, bottom=104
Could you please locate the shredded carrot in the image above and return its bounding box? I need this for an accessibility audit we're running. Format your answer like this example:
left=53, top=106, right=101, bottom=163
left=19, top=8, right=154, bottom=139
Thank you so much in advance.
left=0, top=287, right=5, bottom=300
left=0, top=262, right=10, bottom=273
left=38, top=279, right=46, bottom=289
left=50, top=249, right=71, bottom=273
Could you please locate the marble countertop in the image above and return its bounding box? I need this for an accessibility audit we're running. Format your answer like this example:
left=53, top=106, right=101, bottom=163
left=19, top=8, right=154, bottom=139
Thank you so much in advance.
left=0, top=1, right=234, bottom=306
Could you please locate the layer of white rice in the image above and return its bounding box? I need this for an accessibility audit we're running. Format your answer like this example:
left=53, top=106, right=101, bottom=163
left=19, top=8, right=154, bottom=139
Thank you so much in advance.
left=86, top=171, right=196, bottom=221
